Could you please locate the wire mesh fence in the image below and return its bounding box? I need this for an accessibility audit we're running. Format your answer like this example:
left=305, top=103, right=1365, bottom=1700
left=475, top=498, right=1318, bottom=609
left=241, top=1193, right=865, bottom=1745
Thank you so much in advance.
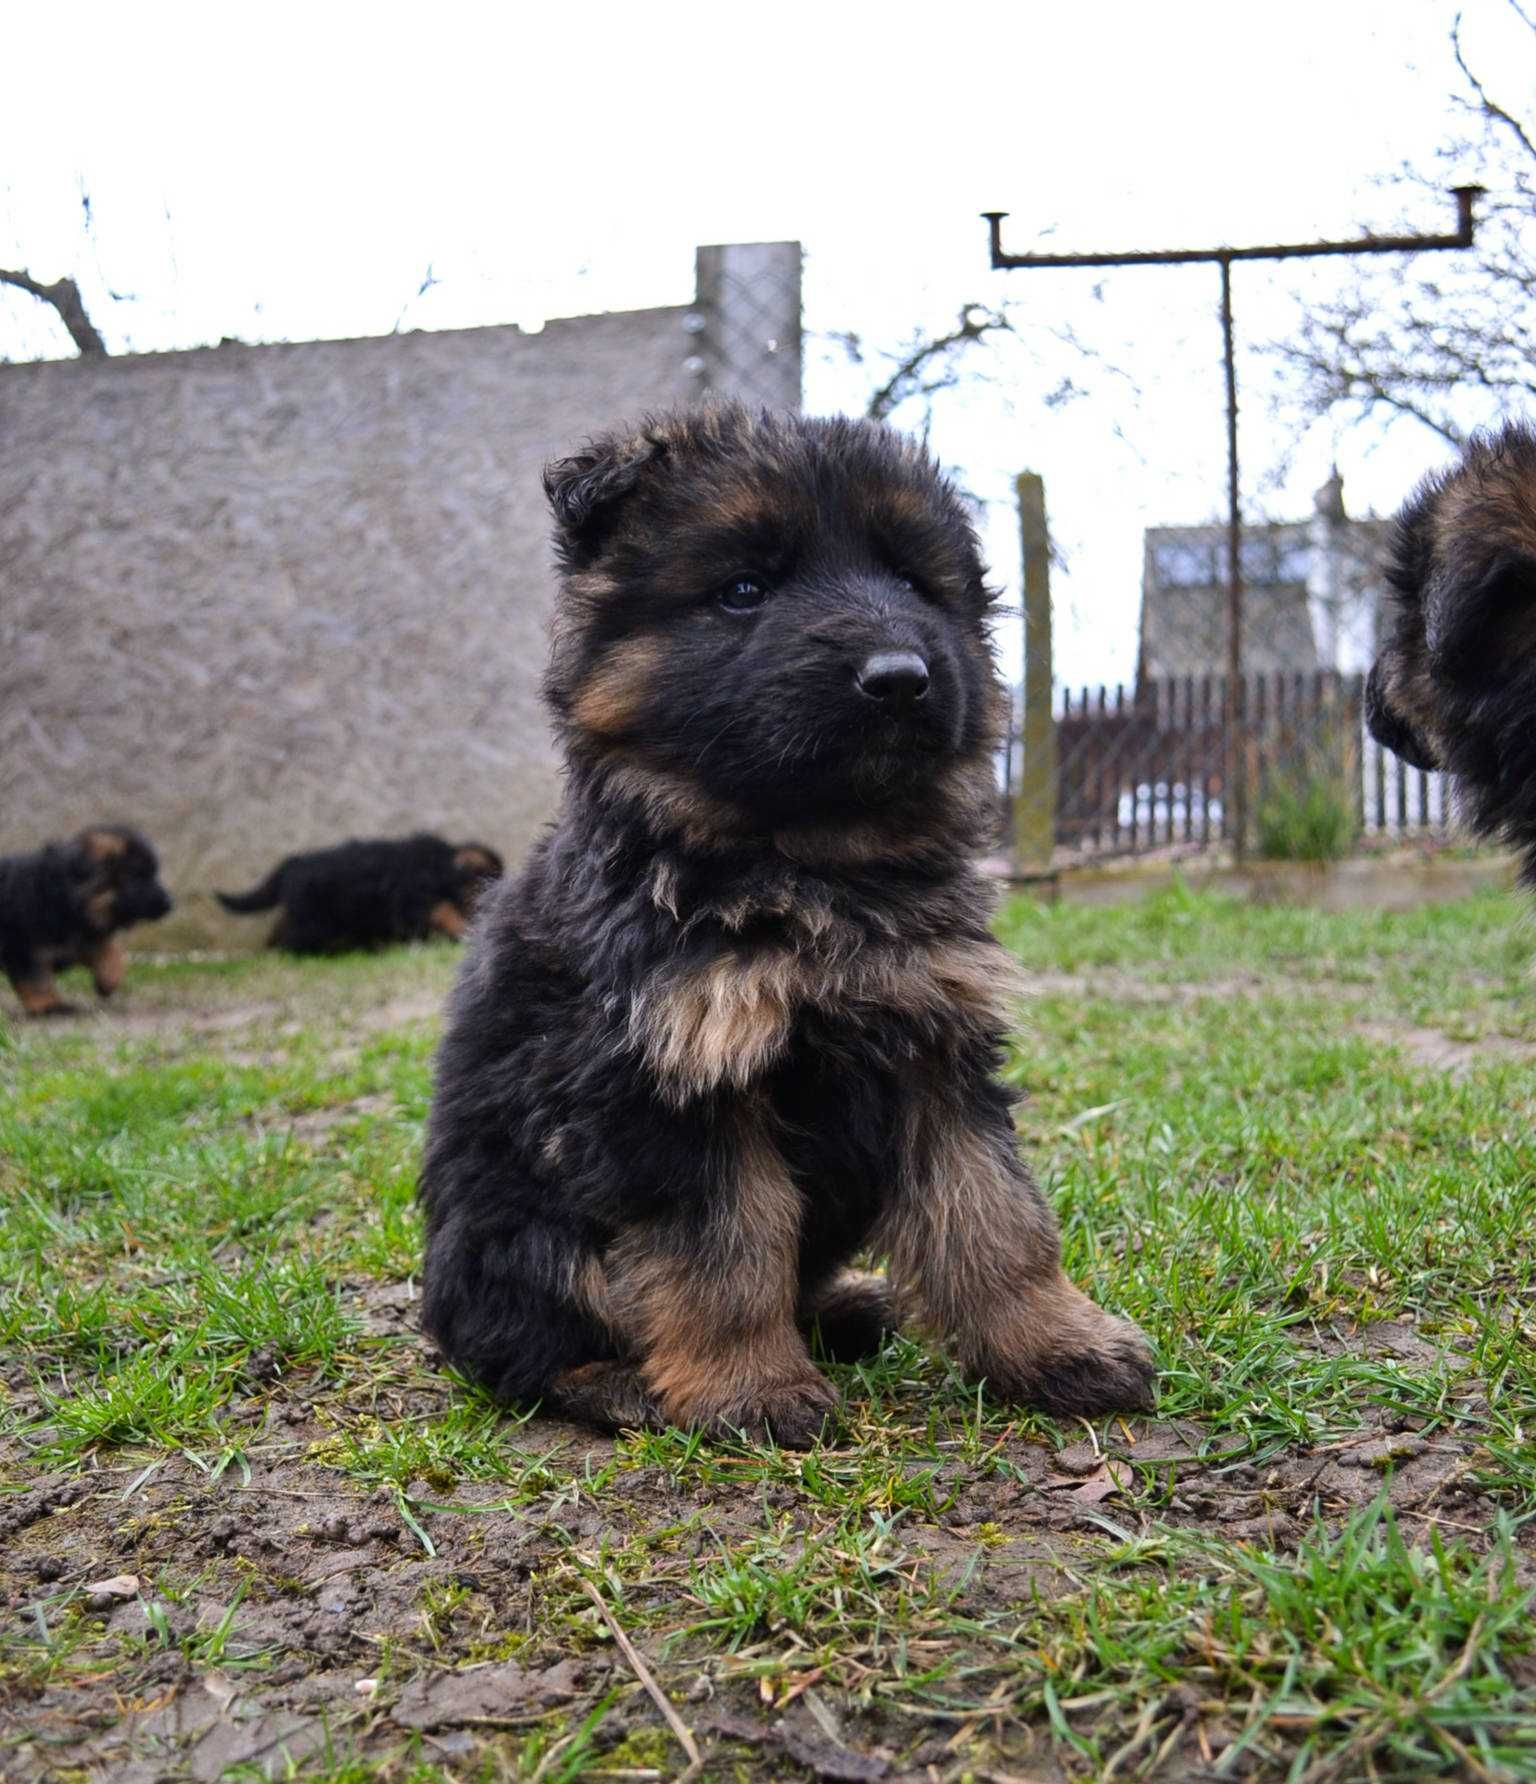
left=690, top=242, right=802, bottom=412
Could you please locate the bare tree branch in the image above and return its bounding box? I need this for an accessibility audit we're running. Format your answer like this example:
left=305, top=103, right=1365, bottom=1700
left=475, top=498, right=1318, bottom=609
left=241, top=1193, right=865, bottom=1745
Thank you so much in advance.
left=0, top=268, right=107, bottom=355
left=863, top=304, right=1015, bottom=422
left=1270, top=14, right=1536, bottom=444
left=830, top=280, right=1140, bottom=434
left=1453, top=11, right=1536, bottom=162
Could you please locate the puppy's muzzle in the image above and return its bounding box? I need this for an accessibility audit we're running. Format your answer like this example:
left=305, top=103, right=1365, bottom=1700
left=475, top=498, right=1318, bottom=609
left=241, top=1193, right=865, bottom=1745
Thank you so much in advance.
left=856, top=650, right=930, bottom=708
left=1365, top=660, right=1440, bottom=772
left=120, top=886, right=175, bottom=923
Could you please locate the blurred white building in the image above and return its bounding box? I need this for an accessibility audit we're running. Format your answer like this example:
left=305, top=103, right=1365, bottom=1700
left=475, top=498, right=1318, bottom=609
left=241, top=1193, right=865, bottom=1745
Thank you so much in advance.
left=1139, top=473, right=1388, bottom=686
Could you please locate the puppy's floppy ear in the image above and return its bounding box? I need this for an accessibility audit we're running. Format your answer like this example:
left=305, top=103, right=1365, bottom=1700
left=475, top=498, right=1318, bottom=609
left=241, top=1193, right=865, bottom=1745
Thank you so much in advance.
left=453, top=845, right=504, bottom=879
left=543, top=431, right=667, bottom=561
left=1404, top=423, right=1536, bottom=678
left=75, top=827, right=128, bottom=865
left=58, top=841, right=97, bottom=886
left=1426, top=552, right=1536, bottom=679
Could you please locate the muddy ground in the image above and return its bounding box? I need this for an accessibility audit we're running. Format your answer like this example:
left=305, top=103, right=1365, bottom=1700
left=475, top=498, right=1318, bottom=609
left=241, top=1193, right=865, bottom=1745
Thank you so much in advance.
left=6, top=1338, right=1519, bottom=1783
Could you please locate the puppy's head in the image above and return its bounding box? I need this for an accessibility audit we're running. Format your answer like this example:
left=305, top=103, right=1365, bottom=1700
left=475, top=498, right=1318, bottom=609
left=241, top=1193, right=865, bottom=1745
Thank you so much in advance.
left=449, top=842, right=504, bottom=913
left=542, top=406, right=1002, bottom=831
left=69, top=826, right=174, bottom=930
left=1368, top=421, right=1536, bottom=866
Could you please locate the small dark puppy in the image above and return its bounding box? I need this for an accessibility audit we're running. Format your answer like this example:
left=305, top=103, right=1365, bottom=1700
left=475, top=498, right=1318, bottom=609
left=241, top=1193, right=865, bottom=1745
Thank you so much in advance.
left=0, top=826, right=173, bottom=1016
left=217, top=834, right=504, bottom=954
left=1368, top=420, right=1536, bottom=878
left=419, top=406, right=1155, bottom=1445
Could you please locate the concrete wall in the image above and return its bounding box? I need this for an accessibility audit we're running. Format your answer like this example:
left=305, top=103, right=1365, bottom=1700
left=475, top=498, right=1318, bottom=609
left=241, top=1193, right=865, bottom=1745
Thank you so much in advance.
left=0, top=307, right=699, bottom=908
left=1, top=243, right=803, bottom=943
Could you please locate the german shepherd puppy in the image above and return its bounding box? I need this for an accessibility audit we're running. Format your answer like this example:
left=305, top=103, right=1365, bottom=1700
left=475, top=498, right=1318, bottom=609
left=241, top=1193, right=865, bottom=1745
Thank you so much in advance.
left=217, top=834, right=504, bottom=954
left=0, top=826, right=173, bottom=1016
left=1367, top=421, right=1536, bottom=879
left=419, top=406, right=1155, bottom=1444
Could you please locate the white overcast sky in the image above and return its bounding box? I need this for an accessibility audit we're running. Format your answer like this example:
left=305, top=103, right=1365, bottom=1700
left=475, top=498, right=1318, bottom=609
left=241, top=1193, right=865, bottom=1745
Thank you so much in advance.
left=3, top=0, right=1525, bottom=683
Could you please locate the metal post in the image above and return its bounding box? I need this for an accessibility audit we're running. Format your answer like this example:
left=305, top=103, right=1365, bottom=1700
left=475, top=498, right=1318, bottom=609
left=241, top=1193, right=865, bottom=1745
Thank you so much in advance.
left=1219, top=255, right=1246, bottom=856
left=1015, top=472, right=1057, bottom=874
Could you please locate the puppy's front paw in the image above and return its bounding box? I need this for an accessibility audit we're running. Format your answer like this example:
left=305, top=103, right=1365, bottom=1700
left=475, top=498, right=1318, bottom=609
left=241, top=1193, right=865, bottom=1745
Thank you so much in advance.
left=720, top=1374, right=841, bottom=1447
left=972, top=1278, right=1156, bottom=1417
left=671, top=1370, right=841, bottom=1448
left=550, top=1361, right=661, bottom=1431
left=998, top=1317, right=1156, bottom=1417
left=33, top=1000, right=82, bottom=1019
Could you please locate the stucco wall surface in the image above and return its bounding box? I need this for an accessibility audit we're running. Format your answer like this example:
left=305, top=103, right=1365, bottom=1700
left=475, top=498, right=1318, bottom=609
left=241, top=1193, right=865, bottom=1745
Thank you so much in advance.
left=0, top=306, right=695, bottom=895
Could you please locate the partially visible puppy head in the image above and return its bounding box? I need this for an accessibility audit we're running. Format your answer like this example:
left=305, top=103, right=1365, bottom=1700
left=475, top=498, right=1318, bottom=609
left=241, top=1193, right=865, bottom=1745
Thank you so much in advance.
left=69, top=826, right=174, bottom=930
left=1367, top=421, right=1536, bottom=873
left=541, top=405, right=1004, bottom=839
left=450, top=842, right=505, bottom=913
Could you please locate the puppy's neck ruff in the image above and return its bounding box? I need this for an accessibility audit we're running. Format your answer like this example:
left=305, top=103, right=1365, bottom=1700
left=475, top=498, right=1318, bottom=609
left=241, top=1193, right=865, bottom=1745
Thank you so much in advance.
left=556, top=751, right=1017, bottom=1108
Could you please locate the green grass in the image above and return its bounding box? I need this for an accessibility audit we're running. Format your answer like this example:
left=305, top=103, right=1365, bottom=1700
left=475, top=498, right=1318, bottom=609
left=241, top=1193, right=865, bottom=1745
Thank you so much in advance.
left=2, top=892, right=1535, bottom=1779
left=987, top=1500, right=1536, bottom=1777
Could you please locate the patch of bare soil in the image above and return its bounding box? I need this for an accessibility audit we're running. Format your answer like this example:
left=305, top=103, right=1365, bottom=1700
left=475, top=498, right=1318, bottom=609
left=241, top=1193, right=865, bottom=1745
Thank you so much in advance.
left=41, top=1000, right=289, bottom=1037
left=1023, top=971, right=1366, bottom=1007
left=352, top=990, right=448, bottom=1034
left=269, top=1095, right=401, bottom=1144
left=1350, top=1020, right=1536, bottom=1077
left=61, top=988, right=447, bottom=1041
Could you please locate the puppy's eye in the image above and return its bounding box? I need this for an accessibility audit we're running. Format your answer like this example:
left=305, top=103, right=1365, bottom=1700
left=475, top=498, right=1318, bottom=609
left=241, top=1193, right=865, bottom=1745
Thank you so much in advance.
left=892, top=571, right=927, bottom=598
left=717, top=576, right=768, bottom=614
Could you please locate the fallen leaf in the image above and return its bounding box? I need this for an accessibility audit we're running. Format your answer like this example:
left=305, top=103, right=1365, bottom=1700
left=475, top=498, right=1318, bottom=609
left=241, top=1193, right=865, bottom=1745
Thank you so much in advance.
left=83, top=1573, right=140, bottom=1599
left=1069, top=1460, right=1131, bottom=1505
left=199, top=1671, right=240, bottom=1713
left=1060, top=1099, right=1126, bottom=1134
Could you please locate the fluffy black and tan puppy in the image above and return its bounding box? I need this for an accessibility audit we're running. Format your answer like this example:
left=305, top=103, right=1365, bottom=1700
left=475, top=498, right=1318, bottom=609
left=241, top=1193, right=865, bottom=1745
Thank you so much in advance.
left=217, top=834, right=504, bottom=954
left=0, top=826, right=173, bottom=1017
left=420, top=406, right=1155, bottom=1445
left=1368, top=420, right=1536, bottom=878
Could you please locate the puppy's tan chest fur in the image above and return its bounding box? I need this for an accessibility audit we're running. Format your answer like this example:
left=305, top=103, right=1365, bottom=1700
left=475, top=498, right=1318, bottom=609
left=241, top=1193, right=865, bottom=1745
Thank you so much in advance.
left=632, top=933, right=1022, bottom=1102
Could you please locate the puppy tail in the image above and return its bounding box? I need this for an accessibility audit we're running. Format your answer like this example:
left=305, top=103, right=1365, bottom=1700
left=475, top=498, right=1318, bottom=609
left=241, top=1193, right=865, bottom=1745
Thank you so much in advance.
left=216, top=869, right=284, bottom=914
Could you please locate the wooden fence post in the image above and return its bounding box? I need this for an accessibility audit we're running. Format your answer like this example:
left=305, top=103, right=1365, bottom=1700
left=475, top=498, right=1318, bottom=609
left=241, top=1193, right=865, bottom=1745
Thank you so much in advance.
left=1014, top=472, right=1057, bottom=875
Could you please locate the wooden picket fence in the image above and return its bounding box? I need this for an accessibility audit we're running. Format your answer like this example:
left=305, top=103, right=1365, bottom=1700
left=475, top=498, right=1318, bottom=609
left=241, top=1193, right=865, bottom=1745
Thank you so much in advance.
left=1003, top=670, right=1451, bottom=861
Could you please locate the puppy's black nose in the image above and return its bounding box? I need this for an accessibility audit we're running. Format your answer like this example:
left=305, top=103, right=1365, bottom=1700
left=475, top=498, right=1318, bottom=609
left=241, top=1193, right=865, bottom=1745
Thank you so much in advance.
left=857, top=650, right=929, bottom=706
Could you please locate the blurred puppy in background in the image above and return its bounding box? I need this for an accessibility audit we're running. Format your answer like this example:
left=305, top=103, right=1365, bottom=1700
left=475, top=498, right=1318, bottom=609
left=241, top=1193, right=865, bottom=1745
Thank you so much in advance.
left=0, top=826, right=173, bottom=1016
left=217, top=833, right=503, bottom=954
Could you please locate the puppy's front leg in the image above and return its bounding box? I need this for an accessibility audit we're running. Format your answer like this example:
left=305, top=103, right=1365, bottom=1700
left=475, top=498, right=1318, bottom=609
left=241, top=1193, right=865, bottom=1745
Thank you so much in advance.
left=880, top=1069, right=1155, bottom=1416
left=613, top=1112, right=837, bottom=1446
left=427, top=901, right=469, bottom=941
left=85, top=938, right=125, bottom=998
left=6, top=961, right=75, bottom=1017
